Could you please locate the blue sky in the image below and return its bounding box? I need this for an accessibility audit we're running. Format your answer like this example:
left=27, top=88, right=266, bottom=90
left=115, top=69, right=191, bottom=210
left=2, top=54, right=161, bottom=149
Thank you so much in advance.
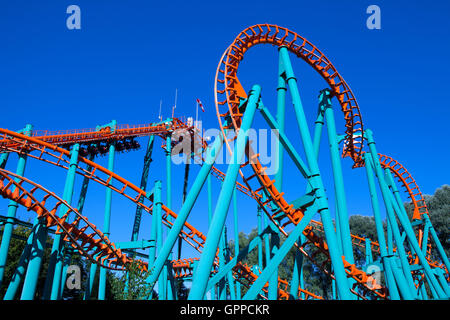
left=1, top=1, right=449, bottom=261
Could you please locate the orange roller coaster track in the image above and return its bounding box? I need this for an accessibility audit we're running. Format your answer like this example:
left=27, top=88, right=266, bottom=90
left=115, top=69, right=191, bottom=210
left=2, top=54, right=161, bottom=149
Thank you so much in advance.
left=1, top=23, right=447, bottom=301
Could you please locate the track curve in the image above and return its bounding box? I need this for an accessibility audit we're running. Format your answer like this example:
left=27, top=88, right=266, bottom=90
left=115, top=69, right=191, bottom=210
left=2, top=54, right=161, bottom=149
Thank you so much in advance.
left=214, top=23, right=364, bottom=167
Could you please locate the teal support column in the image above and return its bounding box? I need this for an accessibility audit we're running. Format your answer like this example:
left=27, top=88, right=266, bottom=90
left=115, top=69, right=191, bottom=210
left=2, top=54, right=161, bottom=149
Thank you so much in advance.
left=206, top=228, right=270, bottom=293
left=84, top=263, right=97, bottom=300
left=0, top=152, right=9, bottom=169
left=18, top=217, right=47, bottom=300
left=232, top=188, right=241, bottom=299
left=44, top=143, right=80, bottom=300
left=24, top=153, right=94, bottom=300
left=131, top=135, right=155, bottom=243
left=148, top=196, right=158, bottom=270
left=218, top=227, right=227, bottom=300
left=366, top=136, right=416, bottom=296
left=267, top=51, right=286, bottom=300
left=145, top=134, right=224, bottom=288
left=384, top=173, right=448, bottom=298
left=44, top=144, right=80, bottom=300
left=0, top=124, right=32, bottom=286
left=279, top=47, right=351, bottom=299
left=365, top=239, right=373, bottom=266
left=166, top=135, right=172, bottom=210
left=291, top=99, right=324, bottom=300
left=275, top=46, right=287, bottom=192
left=188, top=85, right=261, bottom=300
left=165, top=134, right=175, bottom=300
left=207, top=173, right=216, bottom=299
left=312, top=97, right=325, bottom=159
left=3, top=216, right=40, bottom=300
left=363, top=153, right=400, bottom=299
left=321, top=89, right=355, bottom=265
left=365, top=130, right=447, bottom=299
left=421, top=222, right=430, bottom=256
left=153, top=180, right=167, bottom=300
left=257, top=205, right=264, bottom=271
left=59, top=252, right=72, bottom=298
left=243, top=206, right=316, bottom=300
left=435, top=268, right=450, bottom=297
left=422, top=213, right=450, bottom=274
left=98, top=121, right=116, bottom=300
left=268, top=229, right=279, bottom=300
left=289, top=238, right=304, bottom=299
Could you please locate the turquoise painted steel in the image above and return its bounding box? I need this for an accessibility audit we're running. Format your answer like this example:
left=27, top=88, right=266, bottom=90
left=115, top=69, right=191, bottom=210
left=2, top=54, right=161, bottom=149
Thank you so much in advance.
left=268, top=228, right=279, bottom=300
left=0, top=153, right=9, bottom=169
left=320, top=89, right=355, bottom=266
left=271, top=53, right=286, bottom=301
left=98, top=122, right=116, bottom=300
left=257, top=103, right=311, bottom=179
left=289, top=236, right=305, bottom=299
left=145, top=133, right=224, bottom=288
left=422, top=213, right=450, bottom=274
left=366, top=129, right=448, bottom=299
left=279, top=46, right=351, bottom=299
left=0, top=124, right=32, bottom=286
left=46, top=143, right=81, bottom=300
left=364, top=145, right=415, bottom=299
left=275, top=46, right=287, bottom=193
left=188, top=85, right=261, bottom=300
left=131, top=135, right=155, bottom=243
left=19, top=217, right=47, bottom=300
left=154, top=179, right=167, bottom=299
left=312, top=95, right=325, bottom=159
left=48, top=144, right=80, bottom=300
left=365, top=239, right=373, bottom=266
left=3, top=217, right=38, bottom=300
left=206, top=228, right=269, bottom=292
left=243, top=206, right=317, bottom=300
left=165, top=134, right=175, bottom=300
left=232, top=188, right=241, bottom=299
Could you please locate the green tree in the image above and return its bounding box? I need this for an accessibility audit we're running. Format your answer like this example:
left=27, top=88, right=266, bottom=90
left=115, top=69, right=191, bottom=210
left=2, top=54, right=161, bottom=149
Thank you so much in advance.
left=108, top=260, right=155, bottom=300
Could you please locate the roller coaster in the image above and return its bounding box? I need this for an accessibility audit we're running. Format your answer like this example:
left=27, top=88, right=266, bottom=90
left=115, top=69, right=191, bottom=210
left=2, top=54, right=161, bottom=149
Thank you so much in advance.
left=0, top=24, right=448, bottom=300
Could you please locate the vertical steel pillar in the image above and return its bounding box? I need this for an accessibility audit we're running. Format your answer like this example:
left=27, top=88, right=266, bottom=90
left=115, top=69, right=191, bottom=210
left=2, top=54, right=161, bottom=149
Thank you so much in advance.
left=365, top=239, right=373, bottom=266
left=232, top=188, right=241, bottom=299
left=207, top=173, right=216, bottom=299
left=131, top=135, right=155, bottom=243
left=188, top=85, right=261, bottom=300
left=218, top=226, right=227, bottom=300
left=98, top=120, right=117, bottom=300
left=320, top=89, right=355, bottom=265
left=145, top=135, right=224, bottom=288
left=154, top=180, right=167, bottom=299
left=243, top=206, right=316, bottom=300
left=364, top=152, right=404, bottom=299
left=0, top=152, right=9, bottom=169
left=42, top=143, right=79, bottom=300
left=365, top=129, right=447, bottom=299
left=279, top=47, right=351, bottom=299
left=84, top=263, right=97, bottom=300
left=0, top=124, right=32, bottom=286
left=19, top=217, right=47, bottom=300
left=3, top=216, right=39, bottom=300
left=268, top=228, right=279, bottom=300
left=422, top=213, right=450, bottom=274
left=165, top=134, right=175, bottom=300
